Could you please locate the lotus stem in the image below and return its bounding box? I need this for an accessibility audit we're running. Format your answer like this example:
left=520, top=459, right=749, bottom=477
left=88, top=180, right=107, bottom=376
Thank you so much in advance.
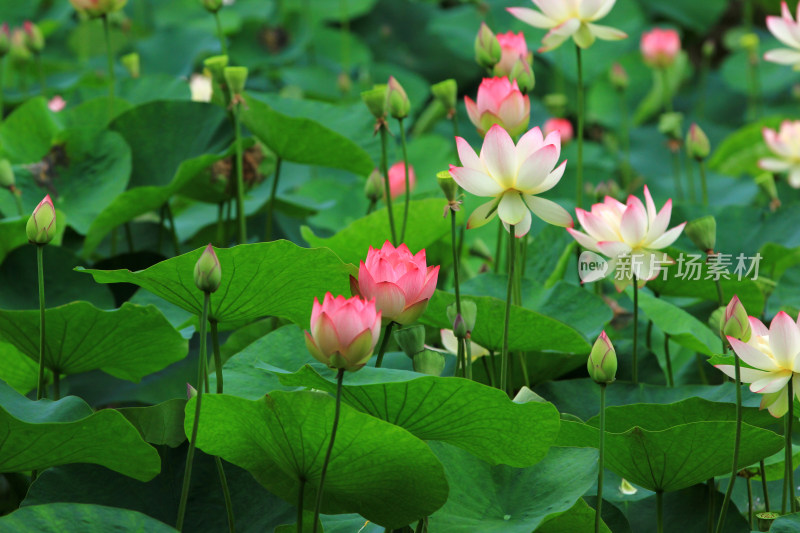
left=618, top=88, right=631, bottom=188
left=379, top=126, right=397, bottom=245
left=664, top=333, right=674, bottom=387
left=707, top=478, right=715, bottom=533
left=211, top=320, right=223, bottom=394
left=214, top=456, right=235, bottom=533
left=715, top=354, right=742, bottom=533
left=312, top=369, right=345, bottom=533
left=399, top=118, right=410, bottom=242
left=494, top=220, right=503, bottom=273
left=632, top=275, right=639, bottom=385
left=374, top=321, right=395, bottom=369
left=102, top=14, right=115, bottom=121
left=36, top=245, right=46, bottom=401
left=789, top=379, right=796, bottom=512
left=656, top=490, right=664, bottom=533
left=747, top=475, right=754, bottom=529
left=761, top=459, right=770, bottom=512
left=214, top=11, right=227, bottom=56
left=500, top=225, right=515, bottom=395
left=232, top=105, right=247, bottom=245
left=595, top=383, right=606, bottom=533
left=699, top=160, right=709, bottom=207
left=575, top=45, right=584, bottom=208
left=265, top=157, right=282, bottom=241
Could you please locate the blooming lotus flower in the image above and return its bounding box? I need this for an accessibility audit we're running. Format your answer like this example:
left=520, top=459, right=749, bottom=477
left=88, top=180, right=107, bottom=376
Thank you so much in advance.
left=508, top=0, right=627, bottom=52
left=544, top=117, right=574, bottom=144
left=351, top=241, right=439, bottom=325
left=305, top=293, right=381, bottom=371
left=26, top=195, right=56, bottom=244
left=465, top=77, right=530, bottom=138
left=190, top=74, right=212, bottom=102
left=494, top=31, right=529, bottom=77
left=759, top=121, right=800, bottom=187
left=387, top=162, right=416, bottom=200
left=567, top=186, right=686, bottom=290
left=765, top=1, right=800, bottom=69
left=69, top=0, right=128, bottom=18
left=640, top=28, right=681, bottom=68
left=449, top=124, right=572, bottom=237
left=440, top=329, right=489, bottom=361
left=716, top=312, right=800, bottom=417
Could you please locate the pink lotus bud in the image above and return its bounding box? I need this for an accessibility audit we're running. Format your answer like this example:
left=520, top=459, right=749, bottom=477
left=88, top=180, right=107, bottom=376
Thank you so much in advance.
left=587, top=331, right=617, bottom=384
left=640, top=28, right=681, bottom=68
left=544, top=118, right=574, bottom=144
left=305, top=293, right=381, bottom=371
left=26, top=195, right=56, bottom=245
left=686, top=123, right=710, bottom=160
left=723, top=296, right=751, bottom=342
left=9, top=28, right=31, bottom=64
left=609, top=62, right=629, bottom=90
left=69, top=0, right=128, bottom=18
left=48, top=95, right=66, bottom=112
left=387, top=162, right=416, bottom=200
left=193, top=244, right=222, bottom=293
left=186, top=383, right=197, bottom=399
left=0, top=23, right=9, bottom=57
left=464, top=77, right=530, bottom=138
left=352, top=241, right=440, bottom=325
left=386, top=76, right=410, bottom=119
left=23, top=21, right=44, bottom=53
left=493, top=31, right=529, bottom=77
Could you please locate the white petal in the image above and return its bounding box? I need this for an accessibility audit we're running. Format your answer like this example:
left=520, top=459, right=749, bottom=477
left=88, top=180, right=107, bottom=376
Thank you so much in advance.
left=449, top=165, right=504, bottom=197
left=758, top=158, right=792, bottom=172
left=645, top=199, right=671, bottom=243
left=503, top=210, right=532, bottom=237
left=480, top=125, right=517, bottom=189
left=507, top=6, right=556, bottom=29
left=540, top=18, right=581, bottom=52
left=516, top=127, right=545, bottom=161
left=587, top=22, right=627, bottom=41
left=567, top=227, right=601, bottom=253
left=769, top=311, right=800, bottom=369
left=729, top=337, right=782, bottom=372
left=647, top=223, right=685, bottom=249
left=466, top=199, right=499, bottom=230
left=715, top=364, right=773, bottom=384
left=516, top=145, right=558, bottom=193
left=619, top=197, right=648, bottom=246
left=524, top=195, right=573, bottom=227
left=767, top=16, right=800, bottom=49
left=498, top=192, right=528, bottom=226
left=456, top=136, right=484, bottom=172
left=530, top=159, right=567, bottom=195
left=596, top=240, right=631, bottom=258
left=751, top=372, right=792, bottom=394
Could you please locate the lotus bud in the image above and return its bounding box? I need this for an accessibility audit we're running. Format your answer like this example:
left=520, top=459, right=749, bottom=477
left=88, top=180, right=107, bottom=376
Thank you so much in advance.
left=224, top=66, right=247, bottom=96
left=609, top=62, right=629, bottom=90
left=702, top=39, right=715, bottom=58
left=9, top=28, right=31, bottom=65
left=386, top=76, right=410, bottom=119
left=509, top=57, right=535, bottom=93
left=619, top=479, right=638, bottom=495
left=22, top=21, right=44, bottom=53
left=447, top=300, right=476, bottom=338
left=194, top=244, right=222, bottom=293
left=0, top=159, right=14, bottom=189
left=394, top=324, right=426, bottom=358
left=186, top=383, right=198, bottom=399
left=755, top=172, right=779, bottom=206
left=365, top=169, right=384, bottom=202
left=204, top=55, right=229, bottom=82
left=686, top=123, right=710, bottom=160
left=437, top=170, right=458, bottom=202
left=361, top=85, right=388, bottom=119
left=658, top=111, right=683, bottom=140
left=740, top=32, right=759, bottom=53
left=413, top=349, right=445, bottom=376
left=431, top=79, right=457, bottom=113
left=26, top=195, right=56, bottom=245
left=684, top=216, right=716, bottom=254
left=0, top=24, right=9, bottom=57
left=587, top=331, right=616, bottom=384
left=474, top=22, right=501, bottom=70
left=200, top=0, right=223, bottom=13
left=121, top=52, right=140, bottom=78
left=337, top=72, right=352, bottom=93
left=723, top=296, right=751, bottom=342
left=69, top=0, right=128, bottom=18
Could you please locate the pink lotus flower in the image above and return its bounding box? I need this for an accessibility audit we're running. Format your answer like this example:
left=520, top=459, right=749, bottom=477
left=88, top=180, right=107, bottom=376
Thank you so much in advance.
left=567, top=186, right=685, bottom=290
left=26, top=194, right=56, bottom=244
left=305, top=293, right=381, bottom=371
left=449, top=124, right=572, bottom=237
left=48, top=95, right=66, bottom=112
left=544, top=118, right=573, bottom=144
left=387, top=162, right=416, bottom=200
left=494, top=31, right=529, bottom=77
left=465, top=77, right=530, bottom=138
left=765, top=1, right=800, bottom=69
left=716, top=311, right=800, bottom=417
left=69, top=0, right=128, bottom=18
left=508, top=0, right=627, bottom=52
left=352, top=241, right=439, bottom=325
left=759, top=121, right=800, bottom=187
left=640, top=28, right=681, bottom=68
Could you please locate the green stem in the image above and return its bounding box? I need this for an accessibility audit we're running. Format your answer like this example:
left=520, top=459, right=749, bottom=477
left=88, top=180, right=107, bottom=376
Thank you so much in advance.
left=102, top=15, right=115, bottom=122
left=789, top=378, right=796, bottom=512
left=747, top=476, right=753, bottom=530
left=379, top=126, right=397, bottom=245
left=671, top=147, right=683, bottom=201
left=595, top=384, right=606, bottom=533
left=398, top=118, right=410, bottom=242
left=232, top=106, right=247, bottom=245
left=632, top=276, right=639, bottom=385
left=664, top=334, right=674, bottom=387
left=124, top=222, right=134, bottom=253
left=480, top=354, right=494, bottom=387
left=213, top=11, right=228, bottom=56
left=211, top=320, right=223, bottom=394
left=312, top=369, right=345, bottom=533
left=0, top=57, right=5, bottom=120
left=618, top=89, right=631, bottom=188
left=656, top=490, right=664, bottom=533
left=465, top=338, right=473, bottom=380
left=714, top=354, right=742, bottom=533
left=500, top=225, right=515, bottom=395
left=297, top=477, right=305, bottom=533
left=165, top=203, right=181, bottom=256
left=216, top=202, right=225, bottom=247
left=493, top=220, right=503, bottom=273
left=214, top=456, right=236, bottom=533
left=52, top=371, right=59, bottom=401
left=660, top=68, right=673, bottom=113
left=685, top=150, right=696, bottom=203
left=13, top=192, right=23, bottom=217
left=176, top=292, right=210, bottom=531
left=456, top=337, right=466, bottom=378
left=707, top=478, right=715, bottom=533
left=265, top=157, right=282, bottom=241
left=451, top=211, right=461, bottom=314
left=36, top=245, right=46, bottom=401
left=761, top=459, right=770, bottom=512
left=699, top=160, right=709, bottom=206
left=374, top=322, right=395, bottom=368
left=575, top=46, right=584, bottom=208
left=414, top=518, right=427, bottom=533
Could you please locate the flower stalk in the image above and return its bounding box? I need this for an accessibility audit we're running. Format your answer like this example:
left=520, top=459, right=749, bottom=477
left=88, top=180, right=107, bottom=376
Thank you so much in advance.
left=312, top=369, right=345, bottom=533
left=576, top=46, right=584, bottom=208
left=36, top=244, right=46, bottom=400
left=265, top=157, right=282, bottom=241
left=501, top=225, right=515, bottom=394
left=379, top=126, right=397, bottom=245
left=398, top=118, right=411, bottom=242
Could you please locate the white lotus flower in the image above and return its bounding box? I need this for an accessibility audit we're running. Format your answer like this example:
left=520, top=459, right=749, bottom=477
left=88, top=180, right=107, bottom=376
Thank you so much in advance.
left=764, top=1, right=800, bottom=69
left=759, top=120, right=800, bottom=187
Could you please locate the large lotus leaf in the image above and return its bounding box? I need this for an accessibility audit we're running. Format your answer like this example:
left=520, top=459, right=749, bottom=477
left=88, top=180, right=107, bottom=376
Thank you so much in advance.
left=0, top=342, right=43, bottom=395
left=79, top=241, right=351, bottom=326
left=118, top=399, right=187, bottom=448
left=0, top=381, right=160, bottom=481
left=276, top=365, right=560, bottom=467
left=186, top=391, right=449, bottom=529
left=557, top=419, right=783, bottom=492
left=534, top=498, right=611, bottom=533
left=241, top=93, right=373, bottom=176
left=0, top=503, right=177, bottom=532
left=772, top=513, right=800, bottom=532
left=0, top=97, right=62, bottom=164
left=427, top=443, right=599, bottom=533
left=0, top=301, right=187, bottom=382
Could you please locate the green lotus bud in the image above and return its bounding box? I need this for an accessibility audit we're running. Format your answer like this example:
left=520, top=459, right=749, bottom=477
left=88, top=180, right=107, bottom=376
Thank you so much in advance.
left=509, top=57, right=535, bottom=94
left=365, top=169, right=384, bottom=202
left=740, top=32, right=759, bottom=52
left=26, top=195, right=56, bottom=245
left=412, top=349, right=445, bottom=376
left=194, top=243, right=222, bottom=293
left=0, top=24, right=9, bottom=57
left=200, top=0, right=223, bottom=13
left=23, top=22, right=44, bottom=53
left=658, top=111, right=683, bottom=140
left=587, top=331, right=616, bottom=384
left=361, top=85, right=388, bottom=119
left=394, top=324, right=426, bottom=358
left=224, top=66, right=248, bottom=96
left=447, top=300, right=477, bottom=338
left=702, top=39, right=716, bottom=58
left=0, top=159, right=14, bottom=189
left=437, top=170, right=458, bottom=202
left=609, top=62, right=629, bottom=90
left=121, top=52, right=140, bottom=78
left=474, top=22, right=501, bottom=70
left=686, top=123, right=710, bottom=160
left=204, top=55, right=229, bottom=82
left=431, top=79, right=457, bottom=113
left=755, top=172, right=779, bottom=201
left=723, top=295, right=751, bottom=342
left=684, top=216, right=716, bottom=253
left=386, top=76, right=410, bottom=120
